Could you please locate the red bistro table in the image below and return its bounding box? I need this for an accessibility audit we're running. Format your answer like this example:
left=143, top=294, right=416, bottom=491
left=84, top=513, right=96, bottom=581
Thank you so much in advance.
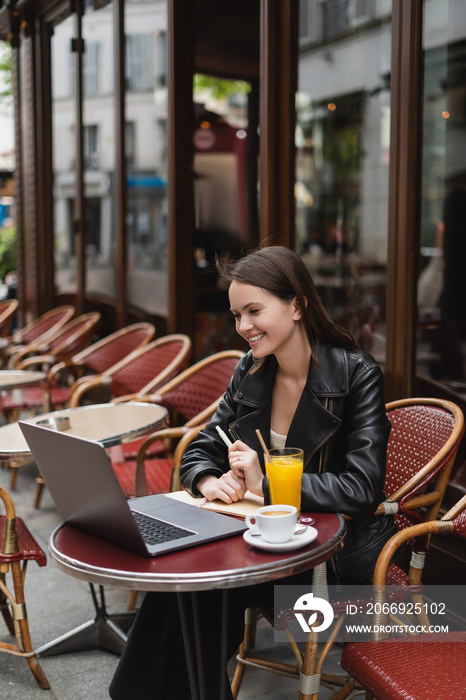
left=49, top=511, right=346, bottom=700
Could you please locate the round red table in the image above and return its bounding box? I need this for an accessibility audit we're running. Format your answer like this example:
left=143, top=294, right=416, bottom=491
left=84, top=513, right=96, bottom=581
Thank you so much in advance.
left=48, top=511, right=346, bottom=700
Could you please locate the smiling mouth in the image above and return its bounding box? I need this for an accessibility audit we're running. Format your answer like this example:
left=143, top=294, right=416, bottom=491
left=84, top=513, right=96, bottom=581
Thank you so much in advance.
left=248, top=333, right=264, bottom=344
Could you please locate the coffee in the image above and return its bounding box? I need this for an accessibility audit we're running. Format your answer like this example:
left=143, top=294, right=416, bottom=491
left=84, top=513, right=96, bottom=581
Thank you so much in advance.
left=245, top=505, right=298, bottom=543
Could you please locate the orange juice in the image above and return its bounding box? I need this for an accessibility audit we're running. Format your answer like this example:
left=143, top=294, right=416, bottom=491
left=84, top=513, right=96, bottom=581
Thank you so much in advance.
left=265, top=449, right=303, bottom=515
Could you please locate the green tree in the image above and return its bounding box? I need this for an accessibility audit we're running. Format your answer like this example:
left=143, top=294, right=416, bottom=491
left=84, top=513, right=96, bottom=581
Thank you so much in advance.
left=0, top=226, right=16, bottom=281
left=194, top=74, right=250, bottom=101
left=0, top=41, right=13, bottom=106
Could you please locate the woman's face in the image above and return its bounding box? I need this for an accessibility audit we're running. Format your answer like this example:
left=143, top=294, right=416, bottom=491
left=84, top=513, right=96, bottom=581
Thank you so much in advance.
left=229, top=281, right=299, bottom=359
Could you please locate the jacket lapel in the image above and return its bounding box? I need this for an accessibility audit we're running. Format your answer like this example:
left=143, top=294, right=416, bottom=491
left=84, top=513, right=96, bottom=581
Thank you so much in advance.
left=228, top=358, right=275, bottom=468
left=229, top=343, right=347, bottom=470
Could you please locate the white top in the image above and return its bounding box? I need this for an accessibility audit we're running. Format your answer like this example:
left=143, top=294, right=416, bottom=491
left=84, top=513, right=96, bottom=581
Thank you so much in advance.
left=270, top=428, right=287, bottom=450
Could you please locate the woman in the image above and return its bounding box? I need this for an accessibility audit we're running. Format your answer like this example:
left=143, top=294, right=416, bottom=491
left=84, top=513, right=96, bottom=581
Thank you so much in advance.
left=110, top=246, right=394, bottom=699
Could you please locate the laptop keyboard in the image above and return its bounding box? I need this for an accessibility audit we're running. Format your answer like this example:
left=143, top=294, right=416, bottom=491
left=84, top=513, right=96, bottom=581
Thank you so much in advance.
left=131, top=510, right=195, bottom=546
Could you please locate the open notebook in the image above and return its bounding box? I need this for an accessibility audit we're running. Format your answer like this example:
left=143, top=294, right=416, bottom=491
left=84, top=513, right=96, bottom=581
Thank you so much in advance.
left=166, top=490, right=264, bottom=519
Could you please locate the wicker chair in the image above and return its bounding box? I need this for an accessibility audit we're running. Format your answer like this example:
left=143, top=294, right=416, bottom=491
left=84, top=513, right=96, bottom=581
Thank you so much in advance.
left=231, top=398, right=465, bottom=700
left=4, top=305, right=75, bottom=366
left=341, top=494, right=466, bottom=700
left=1, top=322, right=155, bottom=418
left=10, top=311, right=101, bottom=369
left=22, top=333, right=188, bottom=510
left=1, top=312, right=102, bottom=424
left=0, top=485, right=49, bottom=688
left=2, top=313, right=102, bottom=497
left=110, top=350, right=244, bottom=499
left=68, top=333, right=192, bottom=407
left=0, top=298, right=19, bottom=337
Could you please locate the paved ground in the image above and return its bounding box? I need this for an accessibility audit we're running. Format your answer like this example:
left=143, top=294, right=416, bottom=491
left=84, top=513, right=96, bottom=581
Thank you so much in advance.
left=0, top=455, right=353, bottom=700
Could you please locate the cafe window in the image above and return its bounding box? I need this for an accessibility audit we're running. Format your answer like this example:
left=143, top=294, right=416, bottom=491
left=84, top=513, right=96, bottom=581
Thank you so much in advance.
left=296, top=0, right=392, bottom=361
left=83, top=41, right=100, bottom=97
left=125, top=1, right=168, bottom=318
left=417, top=0, right=466, bottom=393
left=126, top=34, right=155, bottom=91
left=84, top=125, right=99, bottom=170
left=299, top=0, right=320, bottom=46
left=125, top=121, right=136, bottom=166
left=53, top=15, right=78, bottom=296
left=83, top=2, right=115, bottom=300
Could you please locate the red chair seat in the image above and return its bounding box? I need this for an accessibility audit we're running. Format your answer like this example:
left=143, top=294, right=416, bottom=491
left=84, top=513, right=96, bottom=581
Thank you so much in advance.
left=112, top=458, right=174, bottom=498
left=1, top=386, right=46, bottom=410
left=341, top=631, right=466, bottom=700
left=120, top=437, right=167, bottom=460
left=0, top=516, right=46, bottom=566
left=1, top=385, right=70, bottom=410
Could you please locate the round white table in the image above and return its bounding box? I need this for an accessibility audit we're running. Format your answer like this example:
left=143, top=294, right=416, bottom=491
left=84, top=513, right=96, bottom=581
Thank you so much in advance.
left=0, top=401, right=168, bottom=459
left=0, top=369, right=46, bottom=391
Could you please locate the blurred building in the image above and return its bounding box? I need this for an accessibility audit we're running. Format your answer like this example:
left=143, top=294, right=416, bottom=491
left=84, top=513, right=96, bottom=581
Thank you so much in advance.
left=0, top=0, right=465, bottom=394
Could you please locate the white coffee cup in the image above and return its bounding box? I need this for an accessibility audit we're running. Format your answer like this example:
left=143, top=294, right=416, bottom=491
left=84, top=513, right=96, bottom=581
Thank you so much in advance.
left=245, top=505, right=297, bottom=543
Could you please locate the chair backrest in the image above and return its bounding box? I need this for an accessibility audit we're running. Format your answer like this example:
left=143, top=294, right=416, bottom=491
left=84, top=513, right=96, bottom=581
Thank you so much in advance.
left=153, top=350, right=245, bottom=426
left=372, top=493, right=466, bottom=592
left=35, top=312, right=101, bottom=362
left=384, top=398, right=464, bottom=529
left=0, top=299, right=18, bottom=337
left=107, top=334, right=192, bottom=396
left=71, top=322, right=155, bottom=374
left=448, top=497, right=466, bottom=537
left=12, top=305, right=75, bottom=346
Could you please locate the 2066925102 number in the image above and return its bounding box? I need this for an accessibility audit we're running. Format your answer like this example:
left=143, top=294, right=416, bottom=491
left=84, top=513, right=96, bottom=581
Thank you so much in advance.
left=364, top=601, right=446, bottom=616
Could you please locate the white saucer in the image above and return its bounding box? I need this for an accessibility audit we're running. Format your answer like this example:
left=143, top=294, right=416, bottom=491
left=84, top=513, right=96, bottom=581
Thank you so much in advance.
left=243, top=525, right=318, bottom=552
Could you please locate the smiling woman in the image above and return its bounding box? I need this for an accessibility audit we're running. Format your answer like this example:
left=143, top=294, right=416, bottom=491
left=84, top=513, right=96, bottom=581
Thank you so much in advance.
left=220, top=246, right=356, bottom=370
left=110, top=246, right=397, bottom=700
left=229, top=281, right=306, bottom=358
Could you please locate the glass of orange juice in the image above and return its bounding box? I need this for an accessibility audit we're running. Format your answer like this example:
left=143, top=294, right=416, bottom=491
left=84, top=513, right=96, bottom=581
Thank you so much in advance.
left=265, top=448, right=304, bottom=518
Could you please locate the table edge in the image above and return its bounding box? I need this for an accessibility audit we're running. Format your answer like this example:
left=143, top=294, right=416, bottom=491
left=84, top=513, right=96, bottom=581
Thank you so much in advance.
left=49, top=515, right=346, bottom=592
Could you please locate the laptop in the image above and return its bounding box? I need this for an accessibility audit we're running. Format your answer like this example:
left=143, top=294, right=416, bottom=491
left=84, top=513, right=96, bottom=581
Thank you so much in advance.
left=19, top=421, right=247, bottom=557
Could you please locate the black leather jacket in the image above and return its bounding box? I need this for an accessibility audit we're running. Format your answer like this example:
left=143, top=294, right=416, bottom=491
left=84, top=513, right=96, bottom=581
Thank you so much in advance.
left=180, top=341, right=396, bottom=582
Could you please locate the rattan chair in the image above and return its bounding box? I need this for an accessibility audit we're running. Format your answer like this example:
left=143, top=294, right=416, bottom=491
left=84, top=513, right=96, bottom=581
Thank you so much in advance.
left=30, top=331, right=185, bottom=509
left=110, top=350, right=244, bottom=499
left=231, top=398, right=465, bottom=700
left=5, top=305, right=75, bottom=366
left=10, top=311, right=101, bottom=369
left=0, top=298, right=19, bottom=337
left=1, top=312, right=102, bottom=424
left=68, top=333, right=192, bottom=407
left=3, top=322, right=156, bottom=418
left=340, top=494, right=466, bottom=700
left=0, top=485, right=49, bottom=688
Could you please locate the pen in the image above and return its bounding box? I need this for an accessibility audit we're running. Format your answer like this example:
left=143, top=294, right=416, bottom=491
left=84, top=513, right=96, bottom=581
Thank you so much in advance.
left=216, top=425, right=233, bottom=448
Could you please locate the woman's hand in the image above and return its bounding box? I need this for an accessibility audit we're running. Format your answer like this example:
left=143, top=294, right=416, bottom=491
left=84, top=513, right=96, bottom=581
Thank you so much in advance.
left=228, top=440, right=264, bottom=497
left=196, top=471, right=246, bottom=503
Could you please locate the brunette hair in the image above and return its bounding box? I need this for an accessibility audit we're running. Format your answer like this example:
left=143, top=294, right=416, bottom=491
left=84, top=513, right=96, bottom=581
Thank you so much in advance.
left=216, top=246, right=357, bottom=368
